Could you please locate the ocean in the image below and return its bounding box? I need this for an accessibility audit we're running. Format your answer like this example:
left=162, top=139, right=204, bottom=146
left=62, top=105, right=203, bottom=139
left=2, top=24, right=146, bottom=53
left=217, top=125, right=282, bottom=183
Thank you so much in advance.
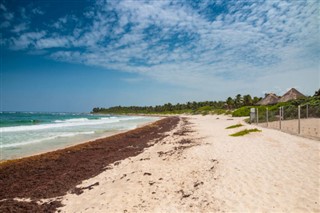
left=0, top=112, right=158, bottom=160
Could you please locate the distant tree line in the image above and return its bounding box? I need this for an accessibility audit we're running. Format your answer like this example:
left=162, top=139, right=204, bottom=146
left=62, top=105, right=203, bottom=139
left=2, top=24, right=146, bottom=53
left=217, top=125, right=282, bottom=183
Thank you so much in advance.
left=92, top=94, right=262, bottom=114
left=92, top=89, right=320, bottom=115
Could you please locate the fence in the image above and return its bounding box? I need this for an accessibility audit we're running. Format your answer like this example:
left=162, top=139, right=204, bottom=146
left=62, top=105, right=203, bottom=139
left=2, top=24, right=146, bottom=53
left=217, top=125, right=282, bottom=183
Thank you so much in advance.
left=250, top=104, right=320, bottom=139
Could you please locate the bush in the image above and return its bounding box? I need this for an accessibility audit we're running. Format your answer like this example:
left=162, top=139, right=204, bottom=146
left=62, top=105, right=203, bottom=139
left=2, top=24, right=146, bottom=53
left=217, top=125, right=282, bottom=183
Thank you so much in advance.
left=229, top=128, right=261, bottom=137
left=226, top=124, right=243, bottom=129
left=232, top=106, right=251, bottom=117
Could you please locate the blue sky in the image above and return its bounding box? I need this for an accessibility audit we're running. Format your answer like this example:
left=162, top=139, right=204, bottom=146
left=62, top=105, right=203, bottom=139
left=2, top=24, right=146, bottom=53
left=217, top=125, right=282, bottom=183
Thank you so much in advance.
left=1, top=0, right=319, bottom=112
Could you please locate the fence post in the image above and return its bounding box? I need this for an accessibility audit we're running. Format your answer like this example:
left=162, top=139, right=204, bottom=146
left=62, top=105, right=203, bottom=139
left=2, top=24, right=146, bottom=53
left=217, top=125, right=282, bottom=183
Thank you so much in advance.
left=298, top=105, right=301, bottom=134
left=266, top=108, right=269, bottom=127
left=256, top=108, right=259, bottom=125
left=306, top=104, right=309, bottom=119
left=279, top=107, right=282, bottom=130
left=282, top=107, right=284, bottom=120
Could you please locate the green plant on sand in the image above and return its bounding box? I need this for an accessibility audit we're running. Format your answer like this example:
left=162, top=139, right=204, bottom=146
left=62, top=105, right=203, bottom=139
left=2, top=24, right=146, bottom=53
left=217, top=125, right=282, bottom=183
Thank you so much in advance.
left=229, top=128, right=261, bottom=137
left=226, top=124, right=243, bottom=129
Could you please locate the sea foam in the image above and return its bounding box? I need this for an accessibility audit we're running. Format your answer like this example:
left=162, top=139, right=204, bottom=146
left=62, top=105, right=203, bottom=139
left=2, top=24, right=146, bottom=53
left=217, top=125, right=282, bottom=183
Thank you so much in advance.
left=0, top=113, right=156, bottom=160
left=0, top=117, right=124, bottom=132
left=1, top=131, right=95, bottom=148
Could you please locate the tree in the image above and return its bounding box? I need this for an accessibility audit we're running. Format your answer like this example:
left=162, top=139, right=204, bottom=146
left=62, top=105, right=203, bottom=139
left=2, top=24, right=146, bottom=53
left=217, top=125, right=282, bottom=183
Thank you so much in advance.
left=226, top=97, right=234, bottom=109
left=252, top=96, right=261, bottom=105
left=314, top=89, right=320, bottom=97
left=191, top=101, right=198, bottom=110
left=243, top=94, right=252, bottom=106
left=92, top=107, right=101, bottom=113
left=163, top=103, right=173, bottom=111
left=234, top=94, right=243, bottom=108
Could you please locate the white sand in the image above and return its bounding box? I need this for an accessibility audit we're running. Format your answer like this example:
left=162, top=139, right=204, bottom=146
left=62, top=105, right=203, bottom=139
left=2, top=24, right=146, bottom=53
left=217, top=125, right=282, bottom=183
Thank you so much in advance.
left=260, top=118, right=320, bottom=139
left=58, top=115, right=320, bottom=212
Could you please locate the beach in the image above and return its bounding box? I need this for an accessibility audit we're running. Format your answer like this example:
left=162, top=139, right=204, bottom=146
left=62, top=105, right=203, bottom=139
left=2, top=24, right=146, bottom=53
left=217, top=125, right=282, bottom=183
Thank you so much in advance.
left=0, top=112, right=159, bottom=160
left=0, top=115, right=319, bottom=212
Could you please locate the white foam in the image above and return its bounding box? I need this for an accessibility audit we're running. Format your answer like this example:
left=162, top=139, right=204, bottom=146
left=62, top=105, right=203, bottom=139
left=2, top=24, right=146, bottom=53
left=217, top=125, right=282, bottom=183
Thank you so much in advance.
left=0, top=117, right=123, bottom=133
left=54, top=118, right=90, bottom=123
left=118, top=116, right=144, bottom=121
left=1, top=131, right=95, bottom=148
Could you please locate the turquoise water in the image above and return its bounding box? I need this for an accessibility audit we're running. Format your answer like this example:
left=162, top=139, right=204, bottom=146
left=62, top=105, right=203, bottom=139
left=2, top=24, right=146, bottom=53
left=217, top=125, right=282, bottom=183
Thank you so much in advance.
left=0, top=112, right=158, bottom=160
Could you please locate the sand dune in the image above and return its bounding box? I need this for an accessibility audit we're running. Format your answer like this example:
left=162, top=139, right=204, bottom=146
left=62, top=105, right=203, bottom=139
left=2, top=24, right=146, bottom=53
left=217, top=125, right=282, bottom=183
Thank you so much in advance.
left=58, top=115, right=320, bottom=212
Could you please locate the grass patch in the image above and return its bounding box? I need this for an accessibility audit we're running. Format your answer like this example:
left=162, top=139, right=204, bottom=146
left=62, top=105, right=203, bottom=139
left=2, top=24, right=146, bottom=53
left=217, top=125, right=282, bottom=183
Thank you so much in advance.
left=226, top=124, right=243, bottom=129
left=229, top=128, right=261, bottom=137
left=243, top=118, right=250, bottom=123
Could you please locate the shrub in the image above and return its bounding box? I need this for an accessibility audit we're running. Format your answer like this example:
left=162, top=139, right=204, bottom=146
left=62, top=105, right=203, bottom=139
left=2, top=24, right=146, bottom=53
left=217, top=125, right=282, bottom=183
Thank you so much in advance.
left=232, top=106, right=251, bottom=117
left=229, top=128, right=261, bottom=137
left=226, top=124, right=243, bottom=129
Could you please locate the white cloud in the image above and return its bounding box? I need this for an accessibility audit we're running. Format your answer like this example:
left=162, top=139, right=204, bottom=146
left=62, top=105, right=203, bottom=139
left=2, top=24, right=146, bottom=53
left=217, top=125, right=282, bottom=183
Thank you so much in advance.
left=35, top=37, right=70, bottom=49
left=3, top=12, right=14, bottom=20
left=10, top=31, right=46, bottom=50
left=11, top=23, right=28, bottom=33
left=0, top=3, right=7, bottom=11
left=20, top=7, right=28, bottom=20
left=32, top=8, right=44, bottom=15
left=3, top=0, right=319, bottom=96
left=52, top=16, right=68, bottom=29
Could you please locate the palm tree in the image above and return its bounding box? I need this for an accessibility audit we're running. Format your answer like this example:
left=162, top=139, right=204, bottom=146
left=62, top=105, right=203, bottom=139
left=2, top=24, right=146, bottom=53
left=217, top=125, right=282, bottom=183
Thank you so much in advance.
left=234, top=94, right=242, bottom=108
left=226, top=97, right=234, bottom=109
left=252, top=96, right=261, bottom=105
left=243, top=94, right=252, bottom=106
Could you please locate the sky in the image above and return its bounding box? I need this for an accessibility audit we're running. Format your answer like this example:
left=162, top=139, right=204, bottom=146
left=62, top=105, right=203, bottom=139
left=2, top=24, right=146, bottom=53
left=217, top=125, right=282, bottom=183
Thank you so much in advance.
left=1, top=0, right=319, bottom=112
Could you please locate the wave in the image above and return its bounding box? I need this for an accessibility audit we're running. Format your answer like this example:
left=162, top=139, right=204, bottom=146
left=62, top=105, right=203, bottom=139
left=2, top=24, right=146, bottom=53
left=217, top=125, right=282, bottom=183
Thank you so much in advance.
left=54, top=118, right=90, bottom=123
left=1, top=131, right=95, bottom=148
left=0, top=119, right=42, bottom=126
left=0, top=117, right=120, bottom=133
left=0, top=116, right=144, bottom=133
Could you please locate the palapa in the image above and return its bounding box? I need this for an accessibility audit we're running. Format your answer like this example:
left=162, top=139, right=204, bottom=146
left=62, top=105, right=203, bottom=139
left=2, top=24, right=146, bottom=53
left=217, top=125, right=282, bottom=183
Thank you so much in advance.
left=278, top=88, right=306, bottom=102
left=256, top=93, right=280, bottom=105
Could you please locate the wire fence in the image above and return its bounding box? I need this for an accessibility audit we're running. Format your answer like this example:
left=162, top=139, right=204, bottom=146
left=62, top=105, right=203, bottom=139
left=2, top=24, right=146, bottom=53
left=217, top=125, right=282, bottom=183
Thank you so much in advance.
left=250, top=104, right=320, bottom=139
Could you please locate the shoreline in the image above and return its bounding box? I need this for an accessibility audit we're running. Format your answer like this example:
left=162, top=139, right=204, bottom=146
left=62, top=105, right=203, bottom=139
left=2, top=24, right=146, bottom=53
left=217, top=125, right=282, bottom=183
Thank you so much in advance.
left=0, top=116, right=179, bottom=212
left=1, top=116, right=161, bottom=162
left=92, top=112, right=171, bottom=117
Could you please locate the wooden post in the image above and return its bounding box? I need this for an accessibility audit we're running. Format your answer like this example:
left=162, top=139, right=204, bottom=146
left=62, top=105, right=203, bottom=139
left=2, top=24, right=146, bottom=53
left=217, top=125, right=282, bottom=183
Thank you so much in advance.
left=256, top=108, right=259, bottom=125
left=298, top=105, right=301, bottom=134
left=266, top=108, right=269, bottom=127
left=282, top=107, right=284, bottom=120
left=279, top=107, right=282, bottom=130
left=306, top=104, right=309, bottom=119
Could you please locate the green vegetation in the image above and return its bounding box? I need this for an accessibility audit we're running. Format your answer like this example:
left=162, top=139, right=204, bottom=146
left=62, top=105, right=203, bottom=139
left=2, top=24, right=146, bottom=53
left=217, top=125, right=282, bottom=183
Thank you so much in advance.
left=226, top=124, right=243, bottom=129
left=92, top=101, right=230, bottom=115
left=229, top=128, right=261, bottom=137
left=92, top=93, right=261, bottom=115
left=232, top=96, right=320, bottom=119
left=231, top=106, right=252, bottom=117
left=225, top=94, right=261, bottom=109
left=92, top=89, right=319, bottom=116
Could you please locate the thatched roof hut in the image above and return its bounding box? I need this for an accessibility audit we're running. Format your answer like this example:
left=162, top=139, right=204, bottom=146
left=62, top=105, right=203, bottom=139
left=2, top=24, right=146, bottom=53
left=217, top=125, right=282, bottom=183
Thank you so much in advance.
left=278, top=88, right=306, bottom=103
left=256, top=93, right=280, bottom=105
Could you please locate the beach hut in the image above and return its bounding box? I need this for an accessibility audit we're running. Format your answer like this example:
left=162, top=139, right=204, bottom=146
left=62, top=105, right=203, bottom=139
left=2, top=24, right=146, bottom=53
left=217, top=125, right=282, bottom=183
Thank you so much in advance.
left=256, top=93, right=280, bottom=105
left=278, top=88, right=306, bottom=103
